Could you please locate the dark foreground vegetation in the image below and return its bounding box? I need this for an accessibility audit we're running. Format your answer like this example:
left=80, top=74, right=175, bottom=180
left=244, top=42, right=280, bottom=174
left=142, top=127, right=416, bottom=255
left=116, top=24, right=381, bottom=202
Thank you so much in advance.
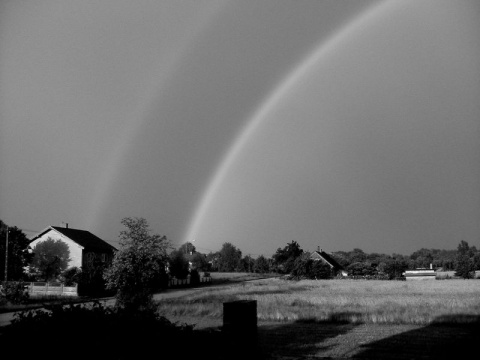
left=2, top=302, right=195, bottom=359
left=1, top=300, right=264, bottom=360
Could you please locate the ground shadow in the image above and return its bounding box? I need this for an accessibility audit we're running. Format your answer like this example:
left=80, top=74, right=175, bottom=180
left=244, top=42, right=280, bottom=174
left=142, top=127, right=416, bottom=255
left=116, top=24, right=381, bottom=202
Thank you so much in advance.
left=353, top=315, right=480, bottom=359
left=194, top=312, right=362, bottom=360
left=257, top=317, right=360, bottom=359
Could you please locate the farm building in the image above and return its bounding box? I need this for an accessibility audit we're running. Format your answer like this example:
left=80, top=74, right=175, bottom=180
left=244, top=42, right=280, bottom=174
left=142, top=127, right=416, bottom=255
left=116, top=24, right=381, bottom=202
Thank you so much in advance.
left=29, top=225, right=117, bottom=270
left=310, top=248, right=348, bottom=277
left=403, top=265, right=436, bottom=280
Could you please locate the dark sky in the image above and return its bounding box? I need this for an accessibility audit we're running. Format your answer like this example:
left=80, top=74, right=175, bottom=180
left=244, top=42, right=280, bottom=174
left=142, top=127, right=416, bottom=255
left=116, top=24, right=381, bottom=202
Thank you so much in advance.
left=1, top=0, right=479, bottom=257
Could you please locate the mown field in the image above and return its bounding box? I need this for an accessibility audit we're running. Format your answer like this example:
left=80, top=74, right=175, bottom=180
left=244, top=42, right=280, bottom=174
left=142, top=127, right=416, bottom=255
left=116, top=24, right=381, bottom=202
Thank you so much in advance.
left=157, top=277, right=480, bottom=325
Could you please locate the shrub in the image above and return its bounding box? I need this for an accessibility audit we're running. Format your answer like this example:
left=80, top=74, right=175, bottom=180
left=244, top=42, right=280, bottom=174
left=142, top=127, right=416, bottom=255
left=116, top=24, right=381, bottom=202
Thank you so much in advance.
left=0, top=281, right=29, bottom=304
left=60, top=267, right=82, bottom=286
left=3, top=302, right=197, bottom=359
left=169, top=250, right=190, bottom=279
left=190, top=269, right=200, bottom=286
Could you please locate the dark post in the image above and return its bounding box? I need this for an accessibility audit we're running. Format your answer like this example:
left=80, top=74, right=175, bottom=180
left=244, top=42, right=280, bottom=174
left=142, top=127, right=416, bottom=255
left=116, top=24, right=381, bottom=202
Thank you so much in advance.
left=223, top=300, right=258, bottom=357
left=4, top=226, right=8, bottom=282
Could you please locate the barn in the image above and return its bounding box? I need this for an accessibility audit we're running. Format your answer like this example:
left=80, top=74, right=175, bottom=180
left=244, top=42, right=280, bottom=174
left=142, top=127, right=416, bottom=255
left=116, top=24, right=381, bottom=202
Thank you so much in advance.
left=403, top=265, right=436, bottom=280
left=309, top=248, right=348, bottom=277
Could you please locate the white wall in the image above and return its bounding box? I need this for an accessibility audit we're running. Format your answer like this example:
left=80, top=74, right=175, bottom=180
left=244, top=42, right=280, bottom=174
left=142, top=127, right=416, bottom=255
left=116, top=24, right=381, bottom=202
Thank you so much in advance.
left=30, top=229, right=83, bottom=269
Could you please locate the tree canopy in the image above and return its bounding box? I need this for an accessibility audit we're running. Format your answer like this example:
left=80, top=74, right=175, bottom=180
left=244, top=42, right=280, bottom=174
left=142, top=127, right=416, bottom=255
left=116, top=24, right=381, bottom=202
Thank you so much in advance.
left=31, top=238, right=71, bottom=281
left=217, top=243, right=242, bottom=272
left=273, top=240, right=303, bottom=274
left=455, top=241, right=476, bottom=279
left=0, top=221, right=33, bottom=281
left=168, top=250, right=190, bottom=279
left=104, top=217, right=170, bottom=310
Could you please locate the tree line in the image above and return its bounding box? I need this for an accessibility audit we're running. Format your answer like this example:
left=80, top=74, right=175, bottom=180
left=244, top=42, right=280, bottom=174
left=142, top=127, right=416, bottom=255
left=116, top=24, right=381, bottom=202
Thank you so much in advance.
left=169, top=239, right=480, bottom=280
left=2, top=217, right=480, bottom=302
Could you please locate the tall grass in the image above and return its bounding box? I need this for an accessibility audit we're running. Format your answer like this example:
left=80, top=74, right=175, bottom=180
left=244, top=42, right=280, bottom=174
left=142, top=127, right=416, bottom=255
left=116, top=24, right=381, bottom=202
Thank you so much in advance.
left=156, top=278, right=480, bottom=325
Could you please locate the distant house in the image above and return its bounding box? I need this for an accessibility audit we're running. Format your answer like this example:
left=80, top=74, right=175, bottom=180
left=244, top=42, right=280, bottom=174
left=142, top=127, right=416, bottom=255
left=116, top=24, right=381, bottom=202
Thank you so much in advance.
left=403, top=264, right=436, bottom=280
left=310, top=248, right=348, bottom=277
left=29, top=225, right=117, bottom=269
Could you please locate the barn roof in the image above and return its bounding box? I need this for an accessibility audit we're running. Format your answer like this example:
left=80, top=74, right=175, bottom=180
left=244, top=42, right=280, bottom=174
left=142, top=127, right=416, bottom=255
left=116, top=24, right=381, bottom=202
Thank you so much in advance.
left=310, top=250, right=345, bottom=270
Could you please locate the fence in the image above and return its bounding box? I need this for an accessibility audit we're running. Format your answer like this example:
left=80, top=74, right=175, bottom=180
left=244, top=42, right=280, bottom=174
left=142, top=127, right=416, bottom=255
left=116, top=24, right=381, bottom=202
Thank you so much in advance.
left=168, top=276, right=211, bottom=287
left=3, top=276, right=211, bottom=298
left=28, top=282, right=78, bottom=297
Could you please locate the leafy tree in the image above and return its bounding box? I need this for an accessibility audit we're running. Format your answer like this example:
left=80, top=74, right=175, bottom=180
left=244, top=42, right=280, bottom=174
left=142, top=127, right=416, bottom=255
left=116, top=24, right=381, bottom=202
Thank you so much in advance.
left=79, top=256, right=110, bottom=296
left=240, top=255, right=255, bottom=273
left=206, top=251, right=219, bottom=271
left=217, top=243, right=242, bottom=272
left=104, top=217, right=170, bottom=311
left=273, top=240, right=303, bottom=274
left=347, top=262, right=376, bottom=277
left=457, top=240, right=474, bottom=257
left=473, top=252, right=480, bottom=272
left=410, top=248, right=434, bottom=269
left=290, top=256, right=312, bottom=279
left=0, top=221, right=33, bottom=280
left=382, top=257, right=408, bottom=279
left=348, top=248, right=367, bottom=264
left=190, top=252, right=209, bottom=271
left=455, top=255, right=474, bottom=279
left=169, top=250, right=190, bottom=279
left=178, top=241, right=196, bottom=255
left=455, top=241, right=475, bottom=279
left=31, top=238, right=70, bottom=281
left=253, top=255, right=270, bottom=273
left=331, top=251, right=351, bottom=268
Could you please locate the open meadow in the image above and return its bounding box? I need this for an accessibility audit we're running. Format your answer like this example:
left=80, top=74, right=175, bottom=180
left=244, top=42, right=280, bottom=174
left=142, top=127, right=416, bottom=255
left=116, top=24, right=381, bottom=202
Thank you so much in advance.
left=158, top=277, right=480, bottom=325
left=156, top=277, right=480, bottom=358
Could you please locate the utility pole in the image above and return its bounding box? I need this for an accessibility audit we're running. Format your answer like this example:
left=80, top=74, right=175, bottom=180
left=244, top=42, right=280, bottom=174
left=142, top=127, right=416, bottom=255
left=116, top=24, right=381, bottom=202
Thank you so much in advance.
left=4, top=226, right=8, bottom=282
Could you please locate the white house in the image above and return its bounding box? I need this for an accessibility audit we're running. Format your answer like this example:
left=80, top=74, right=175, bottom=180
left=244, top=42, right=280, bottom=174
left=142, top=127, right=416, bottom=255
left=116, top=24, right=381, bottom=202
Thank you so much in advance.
left=29, top=225, right=117, bottom=269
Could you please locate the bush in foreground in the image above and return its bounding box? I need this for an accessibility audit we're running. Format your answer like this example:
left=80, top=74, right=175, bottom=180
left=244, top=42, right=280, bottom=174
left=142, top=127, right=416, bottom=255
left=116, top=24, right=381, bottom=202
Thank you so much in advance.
left=3, top=301, right=198, bottom=359
left=0, top=281, right=29, bottom=305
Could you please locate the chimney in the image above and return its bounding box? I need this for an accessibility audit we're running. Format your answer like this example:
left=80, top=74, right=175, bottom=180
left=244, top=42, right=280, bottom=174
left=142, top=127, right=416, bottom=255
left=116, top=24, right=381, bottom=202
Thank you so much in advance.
left=65, top=223, right=68, bottom=229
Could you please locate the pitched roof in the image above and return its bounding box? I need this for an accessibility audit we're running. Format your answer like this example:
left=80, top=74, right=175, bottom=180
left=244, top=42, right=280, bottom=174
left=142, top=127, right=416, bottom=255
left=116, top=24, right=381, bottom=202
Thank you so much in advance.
left=32, top=226, right=117, bottom=252
left=310, top=250, right=344, bottom=270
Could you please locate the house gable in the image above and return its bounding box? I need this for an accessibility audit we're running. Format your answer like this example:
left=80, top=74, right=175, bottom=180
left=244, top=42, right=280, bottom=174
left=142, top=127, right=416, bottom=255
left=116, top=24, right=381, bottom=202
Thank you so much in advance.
left=29, top=228, right=84, bottom=268
left=30, top=226, right=117, bottom=270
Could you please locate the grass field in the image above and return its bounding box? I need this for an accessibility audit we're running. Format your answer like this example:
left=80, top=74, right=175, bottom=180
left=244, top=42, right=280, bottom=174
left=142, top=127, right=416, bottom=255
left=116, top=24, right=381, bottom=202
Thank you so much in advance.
left=157, top=277, right=480, bottom=325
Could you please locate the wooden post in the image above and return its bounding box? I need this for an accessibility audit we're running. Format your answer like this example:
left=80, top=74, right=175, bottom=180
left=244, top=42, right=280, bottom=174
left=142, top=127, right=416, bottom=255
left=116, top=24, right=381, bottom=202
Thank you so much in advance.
left=223, top=300, right=258, bottom=357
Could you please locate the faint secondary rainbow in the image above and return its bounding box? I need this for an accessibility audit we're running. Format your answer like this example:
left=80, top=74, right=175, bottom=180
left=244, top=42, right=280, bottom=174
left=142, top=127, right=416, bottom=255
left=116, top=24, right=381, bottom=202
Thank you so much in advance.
left=184, top=0, right=400, bottom=245
left=86, top=1, right=228, bottom=232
